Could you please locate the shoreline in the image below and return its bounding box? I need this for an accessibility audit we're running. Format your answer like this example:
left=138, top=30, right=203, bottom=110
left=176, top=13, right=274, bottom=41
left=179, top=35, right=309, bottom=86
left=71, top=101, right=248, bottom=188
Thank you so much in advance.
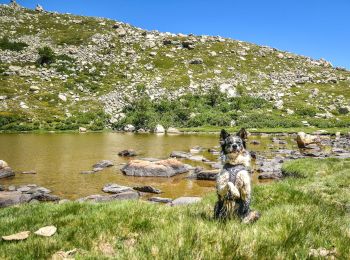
left=0, top=127, right=348, bottom=135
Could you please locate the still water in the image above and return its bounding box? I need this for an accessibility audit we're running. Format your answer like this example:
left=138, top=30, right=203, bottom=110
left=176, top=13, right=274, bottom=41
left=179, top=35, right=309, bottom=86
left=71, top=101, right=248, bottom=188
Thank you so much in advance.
left=0, top=132, right=297, bottom=199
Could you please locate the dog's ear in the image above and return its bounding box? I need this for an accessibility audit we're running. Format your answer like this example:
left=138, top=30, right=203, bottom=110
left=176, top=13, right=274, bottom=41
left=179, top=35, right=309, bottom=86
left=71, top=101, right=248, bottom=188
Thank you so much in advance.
left=237, top=128, right=248, bottom=148
left=236, top=128, right=248, bottom=140
left=220, top=129, right=230, bottom=144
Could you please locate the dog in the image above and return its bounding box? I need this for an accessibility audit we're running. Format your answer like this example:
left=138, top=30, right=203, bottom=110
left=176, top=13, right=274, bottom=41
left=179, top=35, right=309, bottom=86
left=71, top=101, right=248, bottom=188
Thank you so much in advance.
left=214, top=128, right=260, bottom=223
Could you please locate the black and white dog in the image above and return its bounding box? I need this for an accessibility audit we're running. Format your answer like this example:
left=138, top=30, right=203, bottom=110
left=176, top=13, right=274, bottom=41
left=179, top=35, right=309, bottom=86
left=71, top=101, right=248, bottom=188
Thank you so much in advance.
left=214, top=128, right=259, bottom=223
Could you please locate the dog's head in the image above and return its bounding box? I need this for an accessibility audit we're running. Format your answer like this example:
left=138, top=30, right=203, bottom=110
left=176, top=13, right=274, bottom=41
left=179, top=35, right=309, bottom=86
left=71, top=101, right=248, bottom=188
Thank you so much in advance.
left=220, top=128, right=248, bottom=156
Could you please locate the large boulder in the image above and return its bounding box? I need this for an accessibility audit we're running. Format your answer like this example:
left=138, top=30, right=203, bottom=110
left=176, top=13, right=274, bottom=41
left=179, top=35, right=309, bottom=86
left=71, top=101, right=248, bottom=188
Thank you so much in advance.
left=0, top=191, right=31, bottom=208
left=77, top=192, right=139, bottom=203
left=0, top=160, right=15, bottom=179
left=296, top=132, right=320, bottom=148
left=122, top=158, right=189, bottom=177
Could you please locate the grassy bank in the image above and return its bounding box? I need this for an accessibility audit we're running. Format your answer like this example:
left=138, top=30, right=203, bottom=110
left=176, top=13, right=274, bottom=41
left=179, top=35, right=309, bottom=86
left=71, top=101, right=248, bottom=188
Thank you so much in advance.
left=0, top=158, right=349, bottom=259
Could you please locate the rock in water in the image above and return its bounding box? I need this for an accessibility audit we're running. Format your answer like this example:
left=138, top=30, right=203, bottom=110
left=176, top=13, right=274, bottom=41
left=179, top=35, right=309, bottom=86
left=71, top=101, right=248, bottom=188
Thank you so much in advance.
left=2, top=231, right=30, bottom=241
left=118, top=149, right=137, bottom=157
left=102, top=183, right=133, bottom=194
left=0, top=160, right=15, bottom=179
left=121, top=159, right=189, bottom=177
left=296, top=132, right=320, bottom=148
left=34, top=226, right=57, bottom=237
left=154, top=124, right=165, bottom=133
left=92, top=160, right=114, bottom=169
left=133, top=186, right=162, bottom=194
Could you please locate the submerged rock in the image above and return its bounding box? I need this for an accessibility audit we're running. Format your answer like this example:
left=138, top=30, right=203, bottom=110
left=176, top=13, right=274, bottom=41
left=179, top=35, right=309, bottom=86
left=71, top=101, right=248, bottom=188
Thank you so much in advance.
left=170, top=151, right=191, bottom=159
left=93, top=160, right=114, bottom=169
left=118, top=149, right=137, bottom=157
left=121, top=158, right=189, bottom=177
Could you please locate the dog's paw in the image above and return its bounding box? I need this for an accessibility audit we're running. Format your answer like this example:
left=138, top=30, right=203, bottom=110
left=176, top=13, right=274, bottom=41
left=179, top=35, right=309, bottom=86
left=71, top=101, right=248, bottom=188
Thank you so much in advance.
left=242, top=211, right=260, bottom=224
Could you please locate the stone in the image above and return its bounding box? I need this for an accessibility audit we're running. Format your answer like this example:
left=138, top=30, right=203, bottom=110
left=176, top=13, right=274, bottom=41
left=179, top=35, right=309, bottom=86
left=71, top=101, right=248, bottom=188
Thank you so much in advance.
left=296, top=132, right=320, bottom=148
left=171, top=197, right=202, bottom=206
left=58, top=94, right=67, bottom=102
left=189, top=58, right=203, bottom=65
left=170, top=151, right=191, bottom=159
left=21, top=171, right=37, bottom=174
left=102, top=183, right=133, bottom=194
left=133, top=186, right=162, bottom=194
left=2, top=231, right=30, bottom=241
left=0, top=160, right=15, bottom=179
left=167, top=127, right=180, bottom=134
left=0, top=191, right=31, bottom=208
left=79, top=127, right=87, bottom=133
left=122, top=158, right=189, bottom=177
left=118, top=149, right=137, bottom=157
left=52, top=249, right=78, bottom=260
left=34, top=226, right=57, bottom=237
left=309, top=247, right=337, bottom=258
left=80, top=170, right=95, bottom=174
left=193, top=169, right=219, bottom=180
left=148, top=197, right=172, bottom=204
left=154, top=124, right=165, bottom=133
left=93, top=160, right=114, bottom=169
left=124, top=124, right=135, bottom=132
left=31, top=193, right=60, bottom=202
left=35, top=4, right=44, bottom=12
left=29, top=86, right=40, bottom=91
left=77, top=192, right=139, bottom=202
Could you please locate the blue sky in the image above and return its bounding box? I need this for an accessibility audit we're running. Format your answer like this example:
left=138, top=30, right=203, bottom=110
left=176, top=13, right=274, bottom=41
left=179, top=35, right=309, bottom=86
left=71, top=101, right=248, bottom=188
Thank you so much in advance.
left=3, top=0, right=350, bottom=68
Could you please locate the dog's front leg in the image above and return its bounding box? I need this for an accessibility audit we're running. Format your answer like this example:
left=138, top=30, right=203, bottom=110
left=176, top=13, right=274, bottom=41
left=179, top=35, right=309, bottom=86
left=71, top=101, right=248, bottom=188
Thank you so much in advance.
left=227, top=182, right=240, bottom=200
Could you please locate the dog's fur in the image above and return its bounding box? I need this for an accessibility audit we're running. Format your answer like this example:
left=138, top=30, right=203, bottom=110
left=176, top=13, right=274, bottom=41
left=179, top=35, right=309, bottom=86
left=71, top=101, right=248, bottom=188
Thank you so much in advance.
left=214, top=128, right=253, bottom=220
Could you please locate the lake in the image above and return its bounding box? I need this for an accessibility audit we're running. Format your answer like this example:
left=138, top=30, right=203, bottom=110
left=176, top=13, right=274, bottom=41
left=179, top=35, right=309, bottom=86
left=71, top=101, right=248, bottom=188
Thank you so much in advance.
left=0, top=132, right=298, bottom=200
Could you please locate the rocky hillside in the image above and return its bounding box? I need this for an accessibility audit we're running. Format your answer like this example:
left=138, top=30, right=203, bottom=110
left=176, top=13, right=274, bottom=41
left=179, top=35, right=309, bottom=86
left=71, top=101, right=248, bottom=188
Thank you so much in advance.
left=0, top=1, right=349, bottom=131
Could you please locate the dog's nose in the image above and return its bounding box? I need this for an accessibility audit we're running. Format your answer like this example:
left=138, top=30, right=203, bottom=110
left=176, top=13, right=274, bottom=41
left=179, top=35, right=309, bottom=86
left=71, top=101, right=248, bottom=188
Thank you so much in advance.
left=232, top=144, right=238, bottom=149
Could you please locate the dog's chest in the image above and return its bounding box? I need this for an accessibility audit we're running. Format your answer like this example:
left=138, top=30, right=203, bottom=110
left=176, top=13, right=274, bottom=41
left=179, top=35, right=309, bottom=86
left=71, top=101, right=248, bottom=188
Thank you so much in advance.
left=224, top=164, right=247, bottom=185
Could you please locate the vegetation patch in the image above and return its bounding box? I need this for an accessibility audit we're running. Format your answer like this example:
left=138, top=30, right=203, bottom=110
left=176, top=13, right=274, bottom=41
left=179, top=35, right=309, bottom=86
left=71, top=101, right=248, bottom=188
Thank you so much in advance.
left=0, top=37, right=28, bottom=52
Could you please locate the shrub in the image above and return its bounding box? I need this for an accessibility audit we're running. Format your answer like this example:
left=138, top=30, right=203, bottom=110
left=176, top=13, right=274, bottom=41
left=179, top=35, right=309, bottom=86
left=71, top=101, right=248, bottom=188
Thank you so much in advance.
left=0, top=37, right=28, bottom=51
left=37, top=46, right=56, bottom=65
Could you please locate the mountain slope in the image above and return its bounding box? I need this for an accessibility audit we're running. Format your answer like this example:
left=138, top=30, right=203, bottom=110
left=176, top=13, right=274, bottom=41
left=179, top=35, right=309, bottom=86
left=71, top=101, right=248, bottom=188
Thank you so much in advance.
left=0, top=2, right=349, bottom=131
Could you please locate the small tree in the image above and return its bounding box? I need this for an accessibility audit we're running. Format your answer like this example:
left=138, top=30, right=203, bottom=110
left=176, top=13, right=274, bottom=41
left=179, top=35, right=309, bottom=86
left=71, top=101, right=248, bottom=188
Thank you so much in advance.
left=37, top=46, right=56, bottom=65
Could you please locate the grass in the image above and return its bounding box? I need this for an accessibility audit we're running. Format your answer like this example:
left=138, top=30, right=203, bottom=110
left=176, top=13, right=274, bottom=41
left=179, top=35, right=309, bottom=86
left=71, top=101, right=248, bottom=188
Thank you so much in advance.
left=0, top=158, right=349, bottom=259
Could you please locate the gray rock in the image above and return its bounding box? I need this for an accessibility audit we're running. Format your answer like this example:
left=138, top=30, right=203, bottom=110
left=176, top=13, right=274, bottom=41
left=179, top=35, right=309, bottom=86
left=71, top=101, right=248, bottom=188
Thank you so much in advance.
left=0, top=191, right=31, bottom=208
left=133, top=186, right=162, bottom=194
left=30, top=193, right=60, bottom=202
left=0, top=160, right=15, bottom=179
left=148, top=197, right=172, bottom=204
left=118, top=149, right=137, bottom=157
left=171, top=197, right=202, bottom=206
left=170, top=151, right=191, bottom=159
left=102, top=183, right=133, bottom=194
left=21, top=171, right=37, bottom=175
left=93, top=160, right=114, bottom=169
left=189, top=58, right=203, bottom=65
left=122, top=159, right=189, bottom=177
left=154, top=124, right=165, bottom=133
left=194, top=169, right=219, bottom=180
left=77, top=192, right=139, bottom=203
left=124, top=124, right=135, bottom=132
